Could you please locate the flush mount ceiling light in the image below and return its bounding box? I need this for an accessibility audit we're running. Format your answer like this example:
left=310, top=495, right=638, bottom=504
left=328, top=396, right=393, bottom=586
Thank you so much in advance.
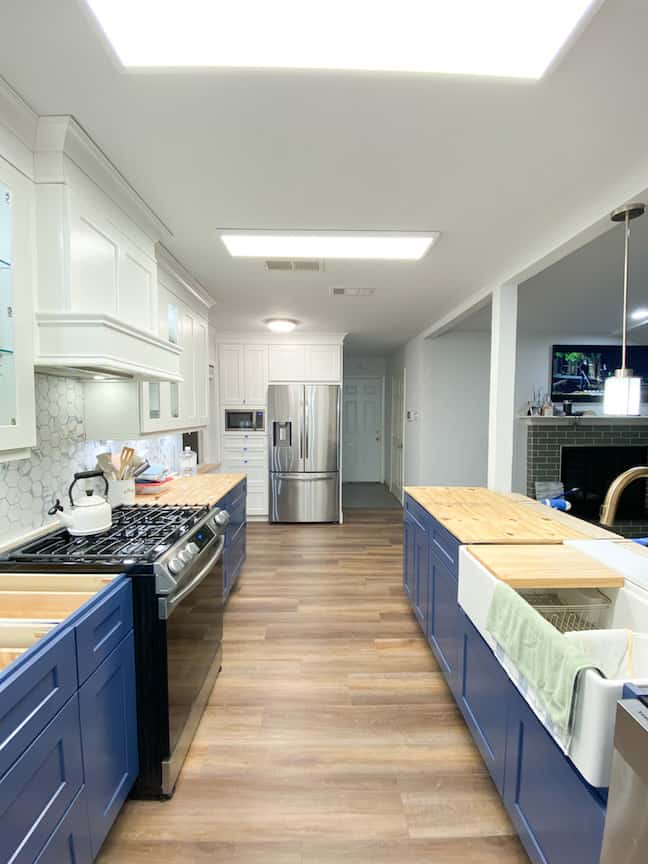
left=84, top=0, right=601, bottom=79
left=604, top=203, right=646, bottom=417
left=221, top=232, right=438, bottom=261
left=265, top=318, right=299, bottom=333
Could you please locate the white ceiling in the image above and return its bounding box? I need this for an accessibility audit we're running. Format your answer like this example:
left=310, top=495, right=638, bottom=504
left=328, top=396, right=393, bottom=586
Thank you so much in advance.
left=2, top=0, right=648, bottom=352
left=519, top=213, right=648, bottom=343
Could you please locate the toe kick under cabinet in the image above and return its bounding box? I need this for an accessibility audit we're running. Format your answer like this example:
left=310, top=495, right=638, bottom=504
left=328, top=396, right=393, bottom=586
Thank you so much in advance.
left=0, top=577, right=138, bottom=864
left=402, top=494, right=607, bottom=864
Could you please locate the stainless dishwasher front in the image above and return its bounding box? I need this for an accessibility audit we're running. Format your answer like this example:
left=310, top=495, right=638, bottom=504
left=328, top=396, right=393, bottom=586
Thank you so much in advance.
left=600, top=696, right=648, bottom=864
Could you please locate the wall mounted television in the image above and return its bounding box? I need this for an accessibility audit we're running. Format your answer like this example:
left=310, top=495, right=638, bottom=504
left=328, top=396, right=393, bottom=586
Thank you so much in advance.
left=551, top=344, right=648, bottom=403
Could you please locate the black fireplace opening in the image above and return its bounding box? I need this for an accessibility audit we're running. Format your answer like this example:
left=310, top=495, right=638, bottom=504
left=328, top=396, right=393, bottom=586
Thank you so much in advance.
left=560, top=445, right=648, bottom=521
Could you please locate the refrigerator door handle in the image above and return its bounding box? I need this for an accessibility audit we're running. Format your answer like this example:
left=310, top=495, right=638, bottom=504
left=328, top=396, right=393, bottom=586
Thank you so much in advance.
left=304, top=399, right=309, bottom=462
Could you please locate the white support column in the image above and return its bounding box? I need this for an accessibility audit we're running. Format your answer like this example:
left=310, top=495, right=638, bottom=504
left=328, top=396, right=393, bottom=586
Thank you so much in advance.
left=487, top=282, right=518, bottom=493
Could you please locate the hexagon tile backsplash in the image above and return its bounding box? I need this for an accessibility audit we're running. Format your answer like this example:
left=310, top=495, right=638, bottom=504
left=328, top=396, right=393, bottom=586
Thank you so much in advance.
left=0, top=374, right=183, bottom=543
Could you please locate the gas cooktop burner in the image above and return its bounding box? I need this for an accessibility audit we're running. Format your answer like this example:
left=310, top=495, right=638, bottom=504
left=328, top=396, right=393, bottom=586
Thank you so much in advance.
left=5, top=504, right=211, bottom=565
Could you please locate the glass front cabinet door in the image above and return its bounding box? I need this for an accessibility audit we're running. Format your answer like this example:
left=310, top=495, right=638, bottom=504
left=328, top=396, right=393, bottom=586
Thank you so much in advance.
left=0, top=160, right=36, bottom=458
left=0, top=183, right=14, bottom=428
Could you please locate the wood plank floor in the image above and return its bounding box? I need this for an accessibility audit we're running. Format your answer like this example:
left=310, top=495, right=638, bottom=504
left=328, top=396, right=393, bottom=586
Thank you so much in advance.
left=98, top=510, right=528, bottom=864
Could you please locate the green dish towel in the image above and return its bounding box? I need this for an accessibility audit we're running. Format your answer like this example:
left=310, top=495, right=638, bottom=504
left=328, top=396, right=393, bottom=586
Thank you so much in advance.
left=486, top=582, right=593, bottom=735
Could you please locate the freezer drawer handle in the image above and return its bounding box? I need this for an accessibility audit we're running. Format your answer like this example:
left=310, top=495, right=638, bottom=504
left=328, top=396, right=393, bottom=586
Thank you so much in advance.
left=274, top=473, right=335, bottom=481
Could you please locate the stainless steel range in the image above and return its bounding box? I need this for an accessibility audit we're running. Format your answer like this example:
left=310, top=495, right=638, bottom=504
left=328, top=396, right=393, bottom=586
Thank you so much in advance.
left=1, top=503, right=230, bottom=798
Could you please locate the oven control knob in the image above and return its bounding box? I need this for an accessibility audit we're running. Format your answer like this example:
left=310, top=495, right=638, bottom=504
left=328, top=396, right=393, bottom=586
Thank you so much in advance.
left=186, top=542, right=199, bottom=557
left=178, top=548, right=193, bottom=564
left=213, top=510, right=230, bottom=528
left=168, top=556, right=184, bottom=575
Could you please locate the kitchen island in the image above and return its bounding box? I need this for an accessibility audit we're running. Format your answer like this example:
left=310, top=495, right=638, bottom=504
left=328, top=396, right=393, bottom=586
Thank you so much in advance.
left=402, top=486, right=637, bottom=864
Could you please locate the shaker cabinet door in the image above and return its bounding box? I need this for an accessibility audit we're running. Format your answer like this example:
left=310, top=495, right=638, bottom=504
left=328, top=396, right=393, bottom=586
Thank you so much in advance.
left=79, top=631, right=138, bottom=858
left=220, top=344, right=245, bottom=405
left=428, top=553, right=461, bottom=695
left=244, top=344, right=268, bottom=404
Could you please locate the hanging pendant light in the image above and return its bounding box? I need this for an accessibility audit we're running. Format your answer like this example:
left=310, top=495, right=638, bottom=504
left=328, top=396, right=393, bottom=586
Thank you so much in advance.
left=603, top=202, right=646, bottom=416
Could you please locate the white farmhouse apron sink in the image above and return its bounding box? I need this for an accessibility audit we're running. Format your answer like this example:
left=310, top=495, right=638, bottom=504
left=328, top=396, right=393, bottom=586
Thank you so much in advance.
left=458, top=546, right=648, bottom=788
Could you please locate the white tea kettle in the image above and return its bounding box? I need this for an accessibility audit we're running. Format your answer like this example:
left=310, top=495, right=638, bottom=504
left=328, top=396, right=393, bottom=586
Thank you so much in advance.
left=48, top=470, right=113, bottom=536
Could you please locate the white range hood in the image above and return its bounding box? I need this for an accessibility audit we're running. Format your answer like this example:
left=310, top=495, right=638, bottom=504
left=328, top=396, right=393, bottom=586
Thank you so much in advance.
left=32, top=116, right=182, bottom=382
left=35, top=311, right=182, bottom=381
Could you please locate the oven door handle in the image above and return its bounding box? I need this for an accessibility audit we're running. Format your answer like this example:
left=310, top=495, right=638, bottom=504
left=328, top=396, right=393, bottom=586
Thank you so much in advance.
left=159, top=535, right=225, bottom=620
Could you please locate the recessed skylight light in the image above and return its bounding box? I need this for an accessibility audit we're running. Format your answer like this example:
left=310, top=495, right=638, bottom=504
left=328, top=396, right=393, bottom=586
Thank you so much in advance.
left=221, top=232, right=438, bottom=261
left=84, top=0, right=601, bottom=79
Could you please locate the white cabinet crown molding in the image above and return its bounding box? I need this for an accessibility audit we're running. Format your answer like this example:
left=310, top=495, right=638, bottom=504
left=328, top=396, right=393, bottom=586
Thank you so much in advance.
left=214, top=331, right=347, bottom=345
left=33, top=116, right=172, bottom=243
left=0, top=76, right=37, bottom=179
left=156, top=244, right=215, bottom=310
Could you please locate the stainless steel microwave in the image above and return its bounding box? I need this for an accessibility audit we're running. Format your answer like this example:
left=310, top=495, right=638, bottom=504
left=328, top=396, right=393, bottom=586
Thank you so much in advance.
left=224, top=409, right=265, bottom=432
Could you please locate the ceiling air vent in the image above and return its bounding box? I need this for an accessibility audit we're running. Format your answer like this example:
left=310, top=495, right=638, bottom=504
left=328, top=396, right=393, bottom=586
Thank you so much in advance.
left=330, top=286, right=375, bottom=297
left=265, top=259, right=324, bottom=272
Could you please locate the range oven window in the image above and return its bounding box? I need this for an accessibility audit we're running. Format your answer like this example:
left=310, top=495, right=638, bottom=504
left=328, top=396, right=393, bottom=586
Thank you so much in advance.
left=225, top=409, right=265, bottom=431
left=165, top=556, right=223, bottom=755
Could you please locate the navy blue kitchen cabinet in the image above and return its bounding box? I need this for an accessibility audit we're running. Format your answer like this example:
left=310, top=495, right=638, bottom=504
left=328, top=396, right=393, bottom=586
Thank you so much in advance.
left=404, top=495, right=461, bottom=695
left=79, top=630, right=138, bottom=857
left=223, top=479, right=247, bottom=601
left=402, top=493, right=607, bottom=864
left=75, top=578, right=134, bottom=685
left=403, top=496, right=429, bottom=624
left=0, top=625, right=77, bottom=778
left=458, top=611, right=509, bottom=793
left=33, top=788, right=92, bottom=864
left=504, top=685, right=606, bottom=864
left=403, top=510, right=416, bottom=604
left=0, top=576, right=138, bottom=863
left=414, top=526, right=430, bottom=628
left=428, top=551, right=461, bottom=696
left=0, top=695, right=84, bottom=864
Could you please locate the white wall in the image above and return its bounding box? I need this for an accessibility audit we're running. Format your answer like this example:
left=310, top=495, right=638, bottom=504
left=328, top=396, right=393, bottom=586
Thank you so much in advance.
left=386, top=331, right=491, bottom=489
left=343, top=354, right=387, bottom=378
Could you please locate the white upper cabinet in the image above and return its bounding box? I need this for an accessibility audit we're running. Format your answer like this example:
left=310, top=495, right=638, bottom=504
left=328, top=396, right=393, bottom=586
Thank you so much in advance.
left=219, top=344, right=268, bottom=406
left=0, top=155, right=36, bottom=459
left=244, top=345, right=268, bottom=404
left=219, top=345, right=245, bottom=406
left=33, top=117, right=178, bottom=380
left=305, top=345, right=341, bottom=381
left=268, top=344, right=341, bottom=382
left=268, top=345, right=305, bottom=383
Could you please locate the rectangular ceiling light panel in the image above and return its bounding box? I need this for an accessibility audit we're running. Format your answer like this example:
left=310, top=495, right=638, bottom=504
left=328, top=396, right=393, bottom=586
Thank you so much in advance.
left=221, top=232, right=439, bottom=261
left=85, top=0, right=601, bottom=79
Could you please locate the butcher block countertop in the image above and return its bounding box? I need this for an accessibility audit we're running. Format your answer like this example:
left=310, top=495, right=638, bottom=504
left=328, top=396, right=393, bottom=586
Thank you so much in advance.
left=506, top=493, right=623, bottom=540
left=466, top=544, right=625, bottom=589
left=134, top=473, right=245, bottom=506
left=405, top=486, right=592, bottom=544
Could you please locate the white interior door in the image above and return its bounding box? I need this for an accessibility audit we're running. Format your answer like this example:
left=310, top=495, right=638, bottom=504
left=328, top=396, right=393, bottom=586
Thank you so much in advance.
left=343, top=378, right=383, bottom=482
left=390, top=370, right=405, bottom=501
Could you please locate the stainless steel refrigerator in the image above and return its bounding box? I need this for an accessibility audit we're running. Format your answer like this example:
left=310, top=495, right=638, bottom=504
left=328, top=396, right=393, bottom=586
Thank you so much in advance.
left=268, top=384, right=340, bottom=523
